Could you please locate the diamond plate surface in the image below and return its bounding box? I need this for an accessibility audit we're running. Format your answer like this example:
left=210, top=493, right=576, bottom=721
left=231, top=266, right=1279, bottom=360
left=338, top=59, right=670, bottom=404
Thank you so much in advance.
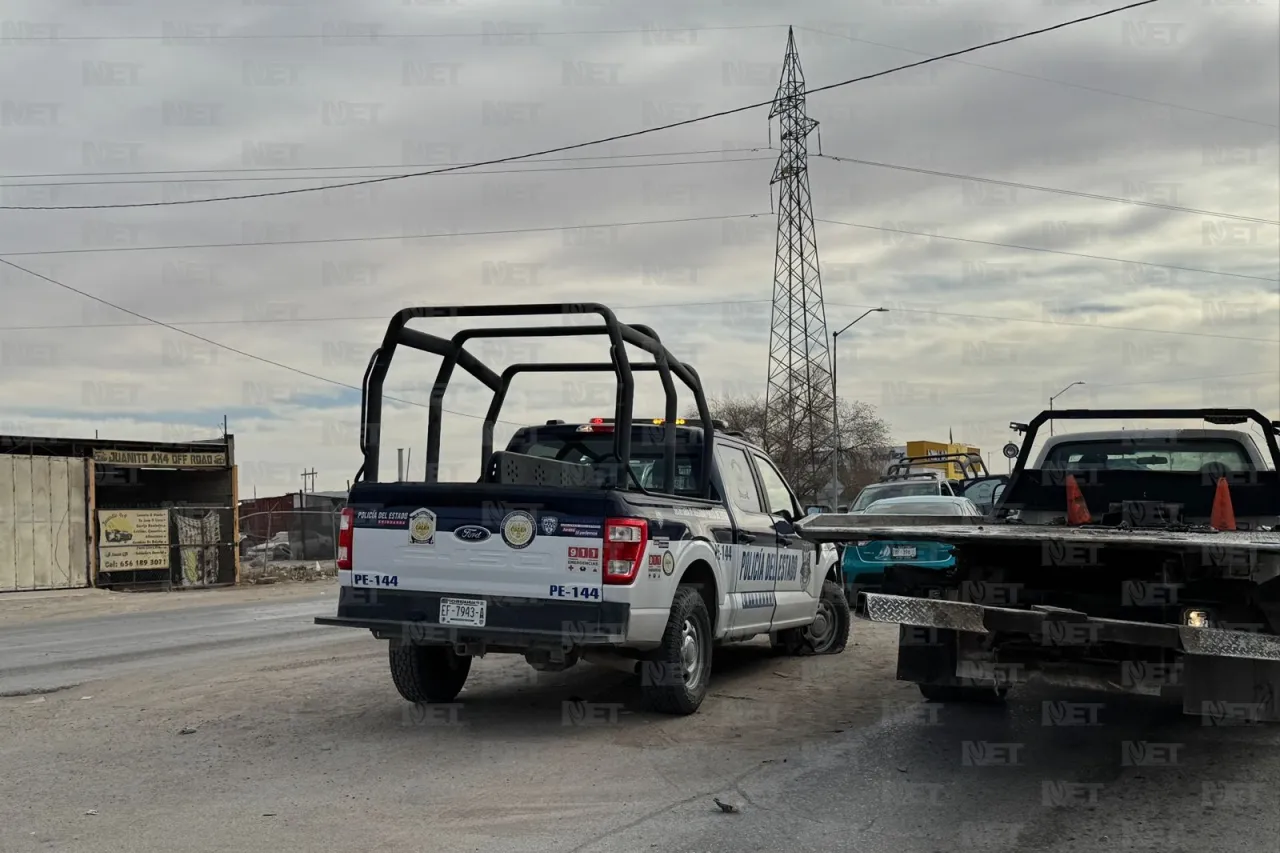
left=862, top=593, right=988, bottom=634
left=1179, top=626, right=1280, bottom=661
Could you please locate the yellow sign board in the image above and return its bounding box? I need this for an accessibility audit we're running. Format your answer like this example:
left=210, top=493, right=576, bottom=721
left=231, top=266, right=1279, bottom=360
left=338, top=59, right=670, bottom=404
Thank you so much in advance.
left=99, top=545, right=171, bottom=573
left=93, top=449, right=227, bottom=468
left=902, top=441, right=985, bottom=480
left=98, top=509, right=170, bottom=546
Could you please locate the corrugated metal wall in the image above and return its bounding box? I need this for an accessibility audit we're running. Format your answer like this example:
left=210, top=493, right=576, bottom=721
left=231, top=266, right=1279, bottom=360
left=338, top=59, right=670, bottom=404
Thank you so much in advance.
left=0, top=455, right=90, bottom=591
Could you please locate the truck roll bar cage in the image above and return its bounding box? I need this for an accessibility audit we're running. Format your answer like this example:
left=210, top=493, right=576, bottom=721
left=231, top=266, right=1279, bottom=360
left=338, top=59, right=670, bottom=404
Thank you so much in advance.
left=883, top=452, right=987, bottom=482
left=354, top=303, right=716, bottom=499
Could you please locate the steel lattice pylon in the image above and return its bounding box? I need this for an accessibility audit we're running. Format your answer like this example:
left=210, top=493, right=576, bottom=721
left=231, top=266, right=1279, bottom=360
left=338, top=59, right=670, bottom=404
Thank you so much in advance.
left=763, top=27, right=835, bottom=502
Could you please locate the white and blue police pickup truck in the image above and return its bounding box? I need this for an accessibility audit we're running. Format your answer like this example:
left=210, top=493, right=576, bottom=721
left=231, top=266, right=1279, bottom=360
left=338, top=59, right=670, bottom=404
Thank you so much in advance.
left=316, top=302, right=847, bottom=715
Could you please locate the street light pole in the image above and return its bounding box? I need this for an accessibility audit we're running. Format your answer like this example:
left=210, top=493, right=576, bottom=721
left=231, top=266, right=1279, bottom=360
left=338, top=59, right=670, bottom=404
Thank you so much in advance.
left=829, top=307, right=888, bottom=506
left=1048, top=381, right=1086, bottom=437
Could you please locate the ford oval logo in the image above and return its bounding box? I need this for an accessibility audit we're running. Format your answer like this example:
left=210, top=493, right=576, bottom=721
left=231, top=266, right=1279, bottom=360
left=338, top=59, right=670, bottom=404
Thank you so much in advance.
left=454, top=525, right=491, bottom=543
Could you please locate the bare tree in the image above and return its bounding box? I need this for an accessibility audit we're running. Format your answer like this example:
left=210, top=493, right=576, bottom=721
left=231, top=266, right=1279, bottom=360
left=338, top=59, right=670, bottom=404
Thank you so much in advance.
left=690, top=393, right=893, bottom=504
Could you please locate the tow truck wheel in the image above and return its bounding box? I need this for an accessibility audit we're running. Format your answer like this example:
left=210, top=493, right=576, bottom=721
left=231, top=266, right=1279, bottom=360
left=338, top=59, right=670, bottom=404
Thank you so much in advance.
left=774, top=581, right=852, bottom=656
left=388, top=639, right=472, bottom=703
left=916, top=683, right=1009, bottom=704
left=640, top=585, right=713, bottom=716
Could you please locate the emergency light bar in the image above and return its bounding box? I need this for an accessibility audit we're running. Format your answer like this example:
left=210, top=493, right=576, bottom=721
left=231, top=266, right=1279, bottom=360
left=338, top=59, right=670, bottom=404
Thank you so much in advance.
left=575, top=416, right=730, bottom=431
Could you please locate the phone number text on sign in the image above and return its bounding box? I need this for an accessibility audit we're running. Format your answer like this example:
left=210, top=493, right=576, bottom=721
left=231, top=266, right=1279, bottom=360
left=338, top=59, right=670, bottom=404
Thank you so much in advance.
left=99, top=545, right=170, bottom=572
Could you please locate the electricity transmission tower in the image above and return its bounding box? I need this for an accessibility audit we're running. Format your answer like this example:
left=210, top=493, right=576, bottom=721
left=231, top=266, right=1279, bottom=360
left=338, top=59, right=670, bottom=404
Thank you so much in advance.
left=763, top=27, right=836, bottom=503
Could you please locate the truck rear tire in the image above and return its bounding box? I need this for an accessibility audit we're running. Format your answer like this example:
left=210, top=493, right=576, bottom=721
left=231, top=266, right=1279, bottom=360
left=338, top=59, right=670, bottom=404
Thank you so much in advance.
left=917, top=683, right=1009, bottom=704
left=639, top=586, right=713, bottom=716
left=774, top=581, right=851, bottom=656
left=388, top=640, right=472, bottom=703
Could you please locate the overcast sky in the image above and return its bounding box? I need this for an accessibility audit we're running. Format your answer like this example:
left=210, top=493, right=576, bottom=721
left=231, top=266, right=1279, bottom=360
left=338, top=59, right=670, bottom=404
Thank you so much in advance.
left=0, top=0, right=1277, bottom=494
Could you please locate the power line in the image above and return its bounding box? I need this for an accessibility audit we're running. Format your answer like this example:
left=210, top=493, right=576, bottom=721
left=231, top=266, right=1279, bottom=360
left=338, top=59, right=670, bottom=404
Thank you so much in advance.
left=0, top=212, right=770, bottom=257
left=0, top=258, right=1270, bottom=428
left=930, top=368, right=1280, bottom=402
left=814, top=154, right=1280, bottom=226
left=0, top=300, right=761, bottom=333
left=0, top=147, right=771, bottom=181
left=13, top=146, right=1269, bottom=228
left=815, top=217, right=1278, bottom=284
left=0, top=0, right=1162, bottom=212
left=6, top=16, right=1254, bottom=128
left=6, top=209, right=1266, bottom=289
left=793, top=25, right=1276, bottom=129
left=822, top=301, right=1278, bottom=344
left=0, top=23, right=784, bottom=41
left=1, top=155, right=774, bottom=190
left=5, top=297, right=1273, bottom=345
left=0, top=255, right=527, bottom=427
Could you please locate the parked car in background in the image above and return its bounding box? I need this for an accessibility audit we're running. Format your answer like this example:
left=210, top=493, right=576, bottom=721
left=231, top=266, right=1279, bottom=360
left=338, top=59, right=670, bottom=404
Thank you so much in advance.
left=840, top=495, right=982, bottom=608
left=846, top=479, right=956, bottom=512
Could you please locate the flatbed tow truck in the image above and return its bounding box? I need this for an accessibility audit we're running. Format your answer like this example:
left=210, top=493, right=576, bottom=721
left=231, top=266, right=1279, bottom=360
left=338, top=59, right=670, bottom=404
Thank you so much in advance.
left=797, top=407, right=1280, bottom=723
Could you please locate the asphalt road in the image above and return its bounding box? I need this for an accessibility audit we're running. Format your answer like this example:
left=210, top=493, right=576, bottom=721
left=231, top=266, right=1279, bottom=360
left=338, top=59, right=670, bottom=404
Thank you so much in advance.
left=0, top=589, right=340, bottom=697
left=1, top=584, right=1277, bottom=852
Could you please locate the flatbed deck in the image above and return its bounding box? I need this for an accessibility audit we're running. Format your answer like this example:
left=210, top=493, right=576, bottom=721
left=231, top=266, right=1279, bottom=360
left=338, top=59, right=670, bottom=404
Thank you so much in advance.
left=796, top=515, right=1280, bottom=553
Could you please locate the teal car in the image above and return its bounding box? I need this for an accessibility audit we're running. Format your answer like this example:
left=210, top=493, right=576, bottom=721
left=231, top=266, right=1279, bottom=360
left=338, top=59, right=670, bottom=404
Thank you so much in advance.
left=840, top=495, right=983, bottom=603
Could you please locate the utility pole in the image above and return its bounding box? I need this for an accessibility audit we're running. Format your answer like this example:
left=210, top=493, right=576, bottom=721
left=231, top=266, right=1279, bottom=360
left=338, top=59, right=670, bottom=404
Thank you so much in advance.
left=764, top=27, right=833, bottom=505
left=301, top=469, right=317, bottom=494
left=830, top=308, right=887, bottom=505
left=1048, top=381, right=1086, bottom=437
left=397, top=448, right=405, bottom=481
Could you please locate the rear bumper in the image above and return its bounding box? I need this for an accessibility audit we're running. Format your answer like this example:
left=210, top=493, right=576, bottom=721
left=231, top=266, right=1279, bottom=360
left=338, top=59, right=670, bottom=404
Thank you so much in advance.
left=316, top=586, right=630, bottom=648
left=858, top=591, right=1280, bottom=662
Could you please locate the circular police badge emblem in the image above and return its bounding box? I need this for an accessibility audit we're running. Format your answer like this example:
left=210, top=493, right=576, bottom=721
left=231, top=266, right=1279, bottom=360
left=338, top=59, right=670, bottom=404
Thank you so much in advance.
left=408, top=508, right=436, bottom=545
left=501, top=511, right=536, bottom=549
left=540, top=515, right=559, bottom=535
left=661, top=550, right=675, bottom=576
left=800, top=557, right=812, bottom=590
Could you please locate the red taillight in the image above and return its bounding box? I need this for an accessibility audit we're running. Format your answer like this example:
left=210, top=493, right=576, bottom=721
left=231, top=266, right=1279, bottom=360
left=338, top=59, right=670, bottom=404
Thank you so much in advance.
left=337, top=507, right=354, bottom=570
left=602, top=517, right=647, bottom=585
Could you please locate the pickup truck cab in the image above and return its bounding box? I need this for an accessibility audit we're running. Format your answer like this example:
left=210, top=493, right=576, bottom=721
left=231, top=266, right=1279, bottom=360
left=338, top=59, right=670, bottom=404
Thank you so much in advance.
left=317, top=303, right=849, bottom=716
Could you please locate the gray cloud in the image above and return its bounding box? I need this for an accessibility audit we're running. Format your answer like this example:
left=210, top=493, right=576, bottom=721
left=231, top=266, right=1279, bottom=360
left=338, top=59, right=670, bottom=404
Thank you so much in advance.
left=1, top=0, right=1277, bottom=491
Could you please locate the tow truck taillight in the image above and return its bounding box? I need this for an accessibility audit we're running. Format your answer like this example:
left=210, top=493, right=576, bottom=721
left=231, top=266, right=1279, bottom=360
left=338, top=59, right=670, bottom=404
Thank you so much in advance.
left=337, top=507, right=354, bottom=570
left=602, top=518, right=648, bottom=585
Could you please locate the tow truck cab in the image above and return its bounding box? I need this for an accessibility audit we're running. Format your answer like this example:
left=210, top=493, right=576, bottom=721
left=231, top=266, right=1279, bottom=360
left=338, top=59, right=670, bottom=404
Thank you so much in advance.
left=1004, top=425, right=1278, bottom=528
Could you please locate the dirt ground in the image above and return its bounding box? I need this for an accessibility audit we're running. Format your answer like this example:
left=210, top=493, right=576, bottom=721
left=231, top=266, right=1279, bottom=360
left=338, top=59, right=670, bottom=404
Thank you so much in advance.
left=0, top=582, right=908, bottom=853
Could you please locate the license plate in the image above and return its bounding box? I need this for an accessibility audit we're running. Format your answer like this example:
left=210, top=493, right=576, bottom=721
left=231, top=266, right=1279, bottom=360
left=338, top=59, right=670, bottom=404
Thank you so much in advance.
left=439, top=598, right=486, bottom=627
left=890, top=546, right=918, bottom=559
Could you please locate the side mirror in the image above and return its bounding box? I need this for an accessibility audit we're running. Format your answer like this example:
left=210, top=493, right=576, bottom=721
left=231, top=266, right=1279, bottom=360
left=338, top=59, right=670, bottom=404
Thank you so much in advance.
left=804, top=504, right=830, bottom=516
left=774, top=508, right=795, bottom=525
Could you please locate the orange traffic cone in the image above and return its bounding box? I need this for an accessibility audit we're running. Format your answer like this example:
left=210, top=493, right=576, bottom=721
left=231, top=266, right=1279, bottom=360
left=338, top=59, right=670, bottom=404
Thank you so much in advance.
left=1210, top=477, right=1236, bottom=531
left=1066, top=474, right=1091, bottom=525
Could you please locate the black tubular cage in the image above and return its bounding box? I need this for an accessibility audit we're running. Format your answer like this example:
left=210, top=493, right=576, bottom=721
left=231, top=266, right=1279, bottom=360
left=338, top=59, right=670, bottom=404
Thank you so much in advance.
left=353, top=303, right=717, bottom=498
left=883, top=452, right=987, bottom=482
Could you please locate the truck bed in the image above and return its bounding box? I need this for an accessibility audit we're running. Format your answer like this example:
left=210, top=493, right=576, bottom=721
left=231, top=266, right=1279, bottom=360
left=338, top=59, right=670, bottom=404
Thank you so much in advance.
left=796, top=515, right=1280, bottom=554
